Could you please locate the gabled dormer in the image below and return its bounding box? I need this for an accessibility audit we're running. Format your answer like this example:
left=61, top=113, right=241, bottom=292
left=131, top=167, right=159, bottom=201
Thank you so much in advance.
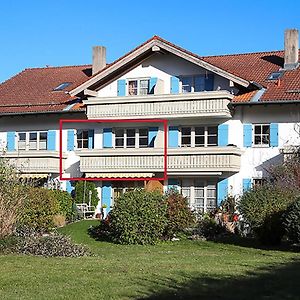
left=70, top=36, right=252, bottom=99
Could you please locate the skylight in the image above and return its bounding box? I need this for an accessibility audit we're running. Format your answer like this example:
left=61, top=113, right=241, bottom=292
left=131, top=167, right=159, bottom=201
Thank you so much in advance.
left=53, top=82, right=72, bottom=91
left=267, top=71, right=284, bottom=81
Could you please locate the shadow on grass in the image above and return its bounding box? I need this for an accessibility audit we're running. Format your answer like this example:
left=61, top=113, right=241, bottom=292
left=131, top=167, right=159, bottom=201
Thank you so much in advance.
left=137, top=258, right=300, bottom=300
left=211, top=234, right=300, bottom=253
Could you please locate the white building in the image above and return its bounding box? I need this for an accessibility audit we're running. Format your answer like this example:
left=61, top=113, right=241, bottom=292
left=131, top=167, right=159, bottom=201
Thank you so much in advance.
left=1, top=30, right=299, bottom=214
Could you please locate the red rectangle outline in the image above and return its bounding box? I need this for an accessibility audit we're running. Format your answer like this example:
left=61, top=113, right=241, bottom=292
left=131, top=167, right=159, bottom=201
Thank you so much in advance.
left=59, top=119, right=168, bottom=182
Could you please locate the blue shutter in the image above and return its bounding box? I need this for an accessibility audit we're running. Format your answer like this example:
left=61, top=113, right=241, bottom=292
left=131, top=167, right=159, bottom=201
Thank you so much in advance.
left=168, top=126, right=179, bottom=148
left=218, top=124, right=228, bottom=146
left=66, top=181, right=74, bottom=194
left=168, top=179, right=180, bottom=191
left=103, top=128, right=112, bottom=148
left=88, top=130, right=94, bottom=149
left=217, top=178, right=228, bottom=206
left=102, top=181, right=112, bottom=213
left=47, top=130, right=56, bottom=151
left=67, top=130, right=75, bottom=151
left=6, top=132, right=16, bottom=152
left=204, top=74, right=214, bottom=91
left=170, top=76, right=179, bottom=94
left=148, top=127, right=158, bottom=147
left=243, top=124, right=252, bottom=147
left=270, top=123, right=279, bottom=147
left=117, top=79, right=126, bottom=96
left=149, top=77, right=157, bottom=94
left=243, top=178, right=252, bottom=192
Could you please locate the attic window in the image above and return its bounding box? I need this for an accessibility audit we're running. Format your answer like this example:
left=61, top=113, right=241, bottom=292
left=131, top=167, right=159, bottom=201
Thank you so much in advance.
left=53, top=82, right=72, bottom=91
left=267, top=71, right=284, bottom=81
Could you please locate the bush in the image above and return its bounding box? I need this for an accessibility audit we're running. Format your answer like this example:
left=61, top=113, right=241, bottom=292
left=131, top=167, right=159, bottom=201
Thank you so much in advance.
left=74, top=181, right=99, bottom=207
left=238, top=184, right=297, bottom=244
left=164, top=191, right=195, bottom=238
left=19, top=187, right=59, bottom=233
left=48, top=190, right=74, bottom=221
left=0, top=158, right=29, bottom=238
left=194, top=213, right=224, bottom=239
left=110, top=189, right=167, bottom=245
left=0, top=232, right=89, bottom=257
left=283, top=197, right=300, bottom=243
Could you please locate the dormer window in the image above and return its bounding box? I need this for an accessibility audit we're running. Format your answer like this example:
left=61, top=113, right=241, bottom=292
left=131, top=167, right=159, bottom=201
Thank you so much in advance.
left=128, top=79, right=149, bottom=95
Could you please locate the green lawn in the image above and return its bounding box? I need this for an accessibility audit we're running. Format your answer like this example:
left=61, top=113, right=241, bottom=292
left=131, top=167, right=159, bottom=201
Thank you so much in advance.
left=0, top=221, right=300, bottom=300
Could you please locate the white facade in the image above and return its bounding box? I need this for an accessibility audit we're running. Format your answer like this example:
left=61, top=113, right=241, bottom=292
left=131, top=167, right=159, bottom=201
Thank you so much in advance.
left=1, top=42, right=299, bottom=214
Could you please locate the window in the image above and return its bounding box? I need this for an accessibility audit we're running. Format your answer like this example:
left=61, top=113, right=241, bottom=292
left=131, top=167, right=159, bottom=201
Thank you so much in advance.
left=53, top=82, right=72, bottom=91
left=29, top=132, right=37, bottom=150
left=115, top=129, right=125, bottom=148
left=207, top=126, right=218, bottom=146
left=128, top=79, right=149, bottom=95
left=267, top=71, right=284, bottom=81
left=180, top=74, right=213, bottom=93
left=181, top=127, right=191, bottom=147
left=114, top=128, right=151, bottom=148
left=194, top=181, right=205, bottom=213
left=39, top=132, right=47, bottom=150
left=17, top=132, right=47, bottom=151
left=139, top=129, right=148, bottom=148
left=126, top=129, right=136, bottom=148
left=181, top=126, right=218, bottom=147
left=18, top=133, right=26, bottom=150
left=206, top=181, right=217, bottom=211
left=180, top=179, right=217, bottom=213
left=254, top=124, right=270, bottom=146
left=77, top=130, right=89, bottom=149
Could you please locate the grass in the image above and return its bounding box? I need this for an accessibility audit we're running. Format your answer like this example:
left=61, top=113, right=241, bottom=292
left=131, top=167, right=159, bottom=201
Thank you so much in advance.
left=0, top=221, right=300, bottom=300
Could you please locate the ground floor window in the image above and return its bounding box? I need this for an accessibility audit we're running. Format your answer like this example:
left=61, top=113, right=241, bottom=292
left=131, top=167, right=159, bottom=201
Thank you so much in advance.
left=180, top=178, right=217, bottom=213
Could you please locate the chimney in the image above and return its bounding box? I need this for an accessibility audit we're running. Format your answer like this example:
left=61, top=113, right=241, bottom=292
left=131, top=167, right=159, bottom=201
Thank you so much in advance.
left=92, top=46, right=106, bottom=75
left=284, top=29, right=299, bottom=70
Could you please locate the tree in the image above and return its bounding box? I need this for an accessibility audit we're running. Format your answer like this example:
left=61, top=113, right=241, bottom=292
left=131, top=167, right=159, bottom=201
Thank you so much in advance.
left=74, top=181, right=99, bottom=207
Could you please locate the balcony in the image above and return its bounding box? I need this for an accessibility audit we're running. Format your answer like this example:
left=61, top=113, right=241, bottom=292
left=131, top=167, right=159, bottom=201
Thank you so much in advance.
left=84, top=91, right=234, bottom=120
left=4, top=151, right=65, bottom=174
left=77, top=146, right=242, bottom=176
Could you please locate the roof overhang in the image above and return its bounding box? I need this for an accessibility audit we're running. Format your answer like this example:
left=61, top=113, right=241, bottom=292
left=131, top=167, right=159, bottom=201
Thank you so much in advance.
left=69, top=37, right=250, bottom=96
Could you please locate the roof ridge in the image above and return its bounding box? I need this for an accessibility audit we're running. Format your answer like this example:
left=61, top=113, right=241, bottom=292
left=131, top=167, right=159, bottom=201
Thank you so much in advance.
left=202, top=49, right=285, bottom=58
left=24, top=64, right=92, bottom=71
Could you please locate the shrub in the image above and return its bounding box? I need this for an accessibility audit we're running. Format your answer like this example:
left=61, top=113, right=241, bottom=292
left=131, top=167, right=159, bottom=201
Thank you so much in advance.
left=283, top=197, right=300, bottom=243
left=74, top=181, right=99, bottom=207
left=0, top=158, right=29, bottom=238
left=1, top=232, right=89, bottom=257
left=164, top=191, right=195, bottom=238
left=110, top=189, right=167, bottom=245
left=48, top=190, right=74, bottom=221
left=19, top=187, right=59, bottom=233
left=238, top=184, right=297, bottom=244
left=194, top=213, right=224, bottom=239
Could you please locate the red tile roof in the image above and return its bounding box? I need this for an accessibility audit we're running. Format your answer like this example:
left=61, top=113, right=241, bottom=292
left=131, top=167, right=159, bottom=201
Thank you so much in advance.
left=0, top=65, right=92, bottom=114
left=202, top=50, right=300, bottom=102
left=1, top=36, right=300, bottom=115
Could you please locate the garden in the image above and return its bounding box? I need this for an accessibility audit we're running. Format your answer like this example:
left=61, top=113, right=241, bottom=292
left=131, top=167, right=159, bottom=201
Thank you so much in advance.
left=1, top=154, right=300, bottom=299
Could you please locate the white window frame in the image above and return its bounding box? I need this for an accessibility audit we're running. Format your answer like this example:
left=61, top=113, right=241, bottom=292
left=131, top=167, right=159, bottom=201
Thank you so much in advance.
left=113, top=128, right=149, bottom=149
left=180, top=178, right=217, bottom=213
left=127, top=78, right=150, bottom=96
left=180, top=126, right=218, bottom=148
left=76, top=129, right=89, bottom=149
left=17, top=131, right=48, bottom=151
left=253, top=124, right=270, bottom=147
